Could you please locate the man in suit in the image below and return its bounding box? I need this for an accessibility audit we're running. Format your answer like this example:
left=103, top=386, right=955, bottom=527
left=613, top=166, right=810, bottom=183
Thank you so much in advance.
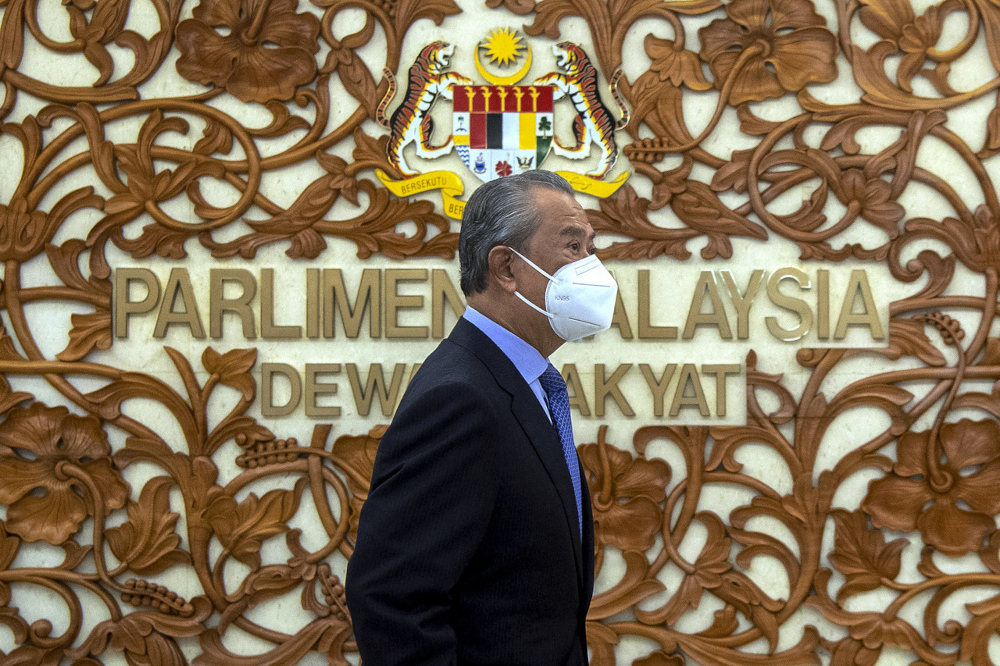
left=346, top=170, right=618, bottom=665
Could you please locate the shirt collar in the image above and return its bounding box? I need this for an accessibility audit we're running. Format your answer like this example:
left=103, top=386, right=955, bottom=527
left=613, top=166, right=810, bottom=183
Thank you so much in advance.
left=463, top=306, right=548, bottom=386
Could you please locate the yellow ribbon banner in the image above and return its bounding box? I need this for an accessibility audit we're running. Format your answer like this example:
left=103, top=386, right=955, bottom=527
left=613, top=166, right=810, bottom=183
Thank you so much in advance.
left=376, top=170, right=468, bottom=219
left=555, top=170, right=630, bottom=198
left=376, top=169, right=631, bottom=220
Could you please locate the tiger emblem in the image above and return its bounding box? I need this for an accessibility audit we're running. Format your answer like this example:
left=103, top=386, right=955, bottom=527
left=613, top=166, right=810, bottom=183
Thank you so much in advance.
left=533, top=42, right=629, bottom=179
left=377, top=42, right=472, bottom=176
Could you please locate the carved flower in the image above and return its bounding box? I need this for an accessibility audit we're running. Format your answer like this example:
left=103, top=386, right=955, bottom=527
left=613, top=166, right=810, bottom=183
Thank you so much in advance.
left=839, top=169, right=905, bottom=236
left=0, top=403, right=129, bottom=545
left=579, top=429, right=671, bottom=552
left=858, top=0, right=943, bottom=92
left=174, top=0, right=321, bottom=103
left=861, top=419, right=1000, bottom=556
left=330, top=425, right=385, bottom=542
left=698, top=0, right=838, bottom=105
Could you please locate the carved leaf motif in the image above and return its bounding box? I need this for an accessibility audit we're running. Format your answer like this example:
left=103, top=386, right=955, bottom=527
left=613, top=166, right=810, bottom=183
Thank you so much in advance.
left=590, top=185, right=700, bottom=260
left=828, top=510, right=906, bottom=602
left=316, top=152, right=359, bottom=205
left=71, top=597, right=213, bottom=663
left=219, top=564, right=303, bottom=631
left=58, top=310, right=112, bottom=362
left=669, top=181, right=768, bottom=258
left=392, top=0, right=462, bottom=37
left=328, top=48, right=380, bottom=120
left=645, top=35, right=711, bottom=90
left=982, top=338, right=1000, bottom=366
left=201, top=347, right=256, bottom=400
left=711, top=148, right=755, bottom=194
left=205, top=479, right=307, bottom=569
left=0, top=523, right=19, bottom=598
left=484, top=0, right=535, bottom=13
left=0, top=377, right=32, bottom=419
left=634, top=651, right=685, bottom=666
left=883, top=318, right=946, bottom=366
left=106, top=476, right=190, bottom=575
left=193, top=119, right=234, bottom=156
left=351, top=128, right=396, bottom=175
left=524, top=0, right=585, bottom=40
left=651, top=513, right=732, bottom=626
left=961, top=596, right=1000, bottom=663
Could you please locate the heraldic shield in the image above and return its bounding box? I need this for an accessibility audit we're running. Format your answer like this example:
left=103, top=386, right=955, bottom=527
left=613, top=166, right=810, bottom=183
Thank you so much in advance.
left=453, top=85, right=554, bottom=183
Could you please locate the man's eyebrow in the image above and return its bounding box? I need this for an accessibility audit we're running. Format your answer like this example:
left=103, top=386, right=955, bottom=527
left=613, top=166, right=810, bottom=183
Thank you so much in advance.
left=560, top=226, right=595, bottom=242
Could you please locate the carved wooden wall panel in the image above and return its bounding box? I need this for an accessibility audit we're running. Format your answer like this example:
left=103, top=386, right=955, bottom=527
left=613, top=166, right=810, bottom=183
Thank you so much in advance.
left=2, top=0, right=1000, bottom=663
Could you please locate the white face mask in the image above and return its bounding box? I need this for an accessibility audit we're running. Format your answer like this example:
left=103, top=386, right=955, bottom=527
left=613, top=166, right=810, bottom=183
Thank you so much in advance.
left=508, top=248, right=618, bottom=342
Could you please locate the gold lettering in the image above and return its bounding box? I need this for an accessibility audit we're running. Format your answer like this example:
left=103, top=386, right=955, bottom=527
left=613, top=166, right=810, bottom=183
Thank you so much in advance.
left=114, top=268, right=160, bottom=338
left=834, top=269, right=884, bottom=340
left=701, top=364, right=740, bottom=417
left=720, top=270, right=763, bottom=340
left=261, top=363, right=301, bottom=417
left=347, top=363, right=406, bottom=417
left=305, top=363, right=341, bottom=418
left=385, top=269, right=429, bottom=339
left=669, top=363, right=709, bottom=417
left=152, top=268, right=204, bottom=339
left=209, top=269, right=256, bottom=339
left=323, top=269, right=381, bottom=338
left=638, top=270, right=677, bottom=340
left=765, top=267, right=812, bottom=342
left=595, top=363, right=635, bottom=417
left=640, top=364, right=676, bottom=418
left=683, top=271, right=733, bottom=340
left=261, top=268, right=302, bottom=340
left=306, top=268, right=320, bottom=339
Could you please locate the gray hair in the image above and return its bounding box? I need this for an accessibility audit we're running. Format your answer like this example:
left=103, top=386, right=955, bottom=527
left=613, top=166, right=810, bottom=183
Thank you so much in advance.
left=459, top=171, right=574, bottom=295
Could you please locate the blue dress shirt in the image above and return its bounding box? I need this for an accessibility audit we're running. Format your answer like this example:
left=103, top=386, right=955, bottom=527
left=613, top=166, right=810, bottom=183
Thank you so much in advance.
left=463, top=306, right=552, bottom=422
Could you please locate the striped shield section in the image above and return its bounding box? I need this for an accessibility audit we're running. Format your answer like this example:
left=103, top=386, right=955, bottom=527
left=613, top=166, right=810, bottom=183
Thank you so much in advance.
left=454, top=85, right=554, bottom=183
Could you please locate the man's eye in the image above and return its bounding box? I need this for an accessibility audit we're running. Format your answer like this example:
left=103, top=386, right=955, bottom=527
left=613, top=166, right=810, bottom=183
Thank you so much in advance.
left=569, top=242, right=580, bottom=251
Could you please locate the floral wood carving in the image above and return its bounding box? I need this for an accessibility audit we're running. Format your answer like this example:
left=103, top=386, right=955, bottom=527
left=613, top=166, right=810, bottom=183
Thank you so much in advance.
left=4, top=0, right=1000, bottom=662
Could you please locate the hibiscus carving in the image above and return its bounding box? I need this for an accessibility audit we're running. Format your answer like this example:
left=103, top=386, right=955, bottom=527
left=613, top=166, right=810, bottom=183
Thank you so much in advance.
left=861, top=419, right=1000, bottom=556
left=579, top=427, right=671, bottom=553
left=174, top=0, right=321, bottom=103
left=0, top=403, right=129, bottom=545
left=330, top=425, right=385, bottom=542
left=698, top=0, right=838, bottom=105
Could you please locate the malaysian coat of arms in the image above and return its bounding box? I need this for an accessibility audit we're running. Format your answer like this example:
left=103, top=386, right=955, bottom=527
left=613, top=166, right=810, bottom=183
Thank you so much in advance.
left=375, top=30, right=631, bottom=219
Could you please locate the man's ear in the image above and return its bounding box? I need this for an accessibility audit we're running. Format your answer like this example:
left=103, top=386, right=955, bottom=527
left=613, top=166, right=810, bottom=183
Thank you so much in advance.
left=487, top=246, right=518, bottom=294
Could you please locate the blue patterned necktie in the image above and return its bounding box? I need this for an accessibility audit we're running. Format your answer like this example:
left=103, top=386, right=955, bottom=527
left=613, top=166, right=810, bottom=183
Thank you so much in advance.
left=538, top=363, right=583, bottom=540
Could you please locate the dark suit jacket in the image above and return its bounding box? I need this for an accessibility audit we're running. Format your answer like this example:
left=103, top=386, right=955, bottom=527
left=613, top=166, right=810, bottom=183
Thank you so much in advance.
left=346, top=318, right=594, bottom=665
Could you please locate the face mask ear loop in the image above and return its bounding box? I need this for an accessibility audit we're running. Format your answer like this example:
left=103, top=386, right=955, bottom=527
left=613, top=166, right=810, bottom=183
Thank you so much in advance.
left=513, top=290, right=555, bottom=319
left=507, top=247, right=557, bottom=282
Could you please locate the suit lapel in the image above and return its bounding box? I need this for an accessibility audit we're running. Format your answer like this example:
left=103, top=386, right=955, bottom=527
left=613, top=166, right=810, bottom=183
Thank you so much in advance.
left=448, top=320, right=586, bottom=589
